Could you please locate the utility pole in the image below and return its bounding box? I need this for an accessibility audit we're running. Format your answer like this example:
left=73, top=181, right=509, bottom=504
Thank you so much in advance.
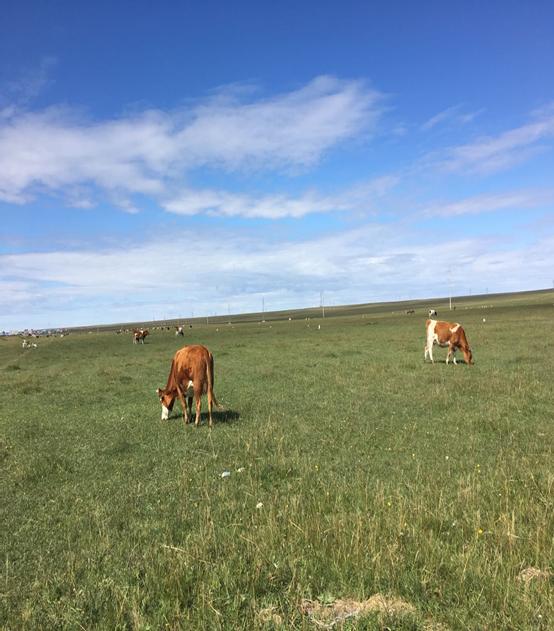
left=320, top=290, right=325, bottom=318
left=448, top=268, right=452, bottom=310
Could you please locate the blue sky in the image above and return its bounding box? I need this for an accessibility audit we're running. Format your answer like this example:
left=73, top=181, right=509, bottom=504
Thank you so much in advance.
left=1, top=1, right=554, bottom=329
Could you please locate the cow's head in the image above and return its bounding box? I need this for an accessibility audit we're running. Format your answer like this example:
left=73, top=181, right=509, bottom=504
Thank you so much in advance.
left=156, top=387, right=175, bottom=420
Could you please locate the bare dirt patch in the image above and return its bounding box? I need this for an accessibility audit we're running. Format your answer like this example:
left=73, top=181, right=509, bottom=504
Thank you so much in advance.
left=300, top=593, right=416, bottom=627
left=517, top=567, right=552, bottom=584
left=256, top=605, right=283, bottom=626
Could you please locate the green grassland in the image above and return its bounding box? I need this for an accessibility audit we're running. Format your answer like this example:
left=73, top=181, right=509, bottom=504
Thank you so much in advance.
left=1, top=292, right=553, bottom=629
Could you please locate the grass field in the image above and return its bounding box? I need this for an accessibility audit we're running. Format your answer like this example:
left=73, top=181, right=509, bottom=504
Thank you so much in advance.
left=1, top=292, right=553, bottom=629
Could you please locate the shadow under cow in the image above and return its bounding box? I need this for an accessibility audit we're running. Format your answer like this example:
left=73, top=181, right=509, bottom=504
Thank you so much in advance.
left=165, top=409, right=240, bottom=426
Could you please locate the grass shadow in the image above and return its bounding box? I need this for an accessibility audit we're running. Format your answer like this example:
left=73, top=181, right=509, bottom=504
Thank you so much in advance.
left=166, top=409, right=240, bottom=425
left=425, top=359, right=471, bottom=365
left=213, top=408, right=240, bottom=424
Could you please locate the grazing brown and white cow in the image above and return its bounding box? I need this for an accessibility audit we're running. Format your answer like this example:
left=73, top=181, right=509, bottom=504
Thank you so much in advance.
left=175, top=325, right=184, bottom=336
left=424, top=319, right=473, bottom=365
left=133, top=328, right=149, bottom=344
left=156, top=344, right=220, bottom=427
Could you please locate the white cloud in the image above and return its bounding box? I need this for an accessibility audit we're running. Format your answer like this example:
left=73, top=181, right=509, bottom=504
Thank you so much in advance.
left=163, top=176, right=398, bottom=219
left=436, top=105, right=554, bottom=174
left=2, top=57, right=57, bottom=107
left=176, top=76, right=382, bottom=169
left=0, top=76, right=382, bottom=206
left=2, top=221, right=553, bottom=329
left=421, top=104, right=483, bottom=131
left=422, top=190, right=554, bottom=218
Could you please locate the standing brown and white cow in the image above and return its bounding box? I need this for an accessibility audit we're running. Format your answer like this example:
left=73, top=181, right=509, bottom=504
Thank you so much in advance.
left=424, top=319, right=473, bottom=365
left=133, top=328, right=149, bottom=344
left=156, top=344, right=220, bottom=427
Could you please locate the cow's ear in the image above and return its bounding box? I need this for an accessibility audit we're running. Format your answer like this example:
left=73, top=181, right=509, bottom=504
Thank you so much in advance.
left=156, top=388, right=162, bottom=396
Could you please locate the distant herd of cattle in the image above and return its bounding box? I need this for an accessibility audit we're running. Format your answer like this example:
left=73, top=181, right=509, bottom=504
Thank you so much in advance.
left=132, top=325, right=188, bottom=343
left=129, top=308, right=473, bottom=426
left=17, top=309, right=473, bottom=424
left=18, top=310, right=473, bottom=425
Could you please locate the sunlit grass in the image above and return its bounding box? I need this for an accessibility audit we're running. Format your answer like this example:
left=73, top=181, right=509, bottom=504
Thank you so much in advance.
left=1, top=295, right=553, bottom=629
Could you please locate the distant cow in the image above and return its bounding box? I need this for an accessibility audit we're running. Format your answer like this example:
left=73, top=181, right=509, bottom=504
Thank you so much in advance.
left=425, top=319, right=473, bottom=365
left=156, top=344, right=220, bottom=427
left=428, top=309, right=437, bottom=317
left=406, top=309, right=415, bottom=315
left=175, top=326, right=184, bottom=336
left=133, top=328, right=149, bottom=344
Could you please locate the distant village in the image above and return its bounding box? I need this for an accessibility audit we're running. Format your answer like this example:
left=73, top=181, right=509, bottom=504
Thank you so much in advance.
left=0, top=328, right=69, bottom=338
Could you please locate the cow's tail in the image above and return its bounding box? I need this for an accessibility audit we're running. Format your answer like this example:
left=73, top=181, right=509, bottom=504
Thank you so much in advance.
left=206, top=353, right=221, bottom=408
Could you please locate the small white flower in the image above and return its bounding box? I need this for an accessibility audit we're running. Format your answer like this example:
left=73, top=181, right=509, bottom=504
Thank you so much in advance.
left=221, top=471, right=231, bottom=478
left=237, top=467, right=245, bottom=473
left=256, top=502, right=263, bottom=509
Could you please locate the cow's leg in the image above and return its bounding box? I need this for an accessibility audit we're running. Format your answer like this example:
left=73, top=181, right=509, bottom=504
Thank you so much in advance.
left=195, top=397, right=201, bottom=426
left=175, top=383, right=189, bottom=424
left=446, top=344, right=457, bottom=365
left=427, top=338, right=435, bottom=363
left=187, top=396, right=193, bottom=421
left=424, top=343, right=433, bottom=361
left=194, top=385, right=202, bottom=426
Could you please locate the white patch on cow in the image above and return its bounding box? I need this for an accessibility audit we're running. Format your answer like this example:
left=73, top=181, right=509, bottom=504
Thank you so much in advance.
left=449, top=323, right=460, bottom=333
left=185, top=380, right=194, bottom=396
left=161, top=405, right=169, bottom=420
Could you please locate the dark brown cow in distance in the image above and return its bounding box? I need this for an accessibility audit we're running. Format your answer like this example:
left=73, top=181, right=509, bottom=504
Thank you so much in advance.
left=424, top=319, right=473, bottom=365
left=157, top=344, right=220, bottom=427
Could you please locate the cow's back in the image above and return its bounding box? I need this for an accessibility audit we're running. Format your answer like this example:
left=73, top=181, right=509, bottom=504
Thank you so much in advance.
left=428, top=320, right=456, bottom=344
left=174, top=345, right=211, bottom=387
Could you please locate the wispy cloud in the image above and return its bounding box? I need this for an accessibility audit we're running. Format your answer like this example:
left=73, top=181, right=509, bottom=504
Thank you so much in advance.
left=421, top=104, right=483, bottom=131
left=163, top=176, right=399, bottom=219
left=435, top=104, right=554, bottom=174
left=1, top=57, right=57, bottom=108
left=422, top=189, right=554, bottom=218
left=0, top=76, right=382, bottom=206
